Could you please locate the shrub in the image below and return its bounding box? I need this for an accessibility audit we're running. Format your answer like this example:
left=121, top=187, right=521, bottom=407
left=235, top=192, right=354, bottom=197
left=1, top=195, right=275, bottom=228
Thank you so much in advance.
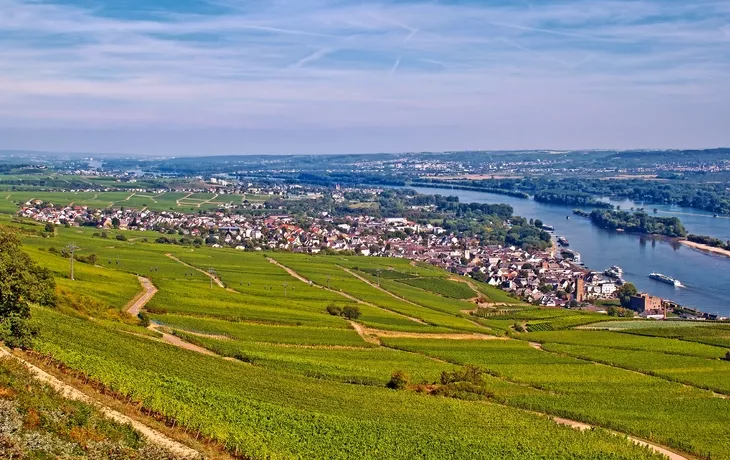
left=115, top=234, right=127, bottom=241
left=513, top=322, right=527, bottom=333
left=723, top=351, right=730, bottom=362
left=386, top=371, right=409, bottom=390
left=138, top=312, right=151, bottom=328
left=326, top=305, right=343, bottom=316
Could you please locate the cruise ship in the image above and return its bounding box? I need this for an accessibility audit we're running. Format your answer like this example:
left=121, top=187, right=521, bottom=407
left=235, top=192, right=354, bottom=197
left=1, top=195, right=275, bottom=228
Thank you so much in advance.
left=649, top=273, right=681, bottom=287
left=604, top=266, right=623, bottom=279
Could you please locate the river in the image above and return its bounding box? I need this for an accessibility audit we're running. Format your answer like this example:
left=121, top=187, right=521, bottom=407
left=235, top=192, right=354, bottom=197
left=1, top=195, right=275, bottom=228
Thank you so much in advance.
left=406, top=186, right=730, bottom=317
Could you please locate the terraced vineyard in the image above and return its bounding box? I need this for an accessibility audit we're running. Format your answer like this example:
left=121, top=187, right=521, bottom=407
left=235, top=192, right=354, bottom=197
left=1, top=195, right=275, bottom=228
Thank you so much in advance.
left=2, top=216, right=729, bottom=459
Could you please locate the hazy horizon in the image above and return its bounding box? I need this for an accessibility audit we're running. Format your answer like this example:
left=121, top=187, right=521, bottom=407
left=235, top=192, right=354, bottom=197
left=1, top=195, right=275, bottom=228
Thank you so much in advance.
left=2, top=0, right=729, bottom=156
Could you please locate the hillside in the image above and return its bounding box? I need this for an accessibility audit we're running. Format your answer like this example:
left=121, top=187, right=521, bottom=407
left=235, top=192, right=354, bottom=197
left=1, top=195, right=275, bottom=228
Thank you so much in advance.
left=1, top=216, right=729, bottom=458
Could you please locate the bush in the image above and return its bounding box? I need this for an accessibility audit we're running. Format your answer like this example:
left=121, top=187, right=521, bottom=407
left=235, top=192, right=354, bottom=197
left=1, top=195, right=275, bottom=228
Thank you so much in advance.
left=138, top=312, right=151, bottom=328
left=44, top=222, right=55, bottom=233
left=115, top=234, right=127, bottom=241
left=724, top=351, right=730, bottom=362
left=386, top=371, right=409, bottom=390
left=513, top=322, right=527, bottom=333
left=440, top=365, right=484, bottom=385
left=326, top=305, right=343, bottom=316
left=342, top=306, right=361, bottom=320
left=75, top=253, right=98, bottom=265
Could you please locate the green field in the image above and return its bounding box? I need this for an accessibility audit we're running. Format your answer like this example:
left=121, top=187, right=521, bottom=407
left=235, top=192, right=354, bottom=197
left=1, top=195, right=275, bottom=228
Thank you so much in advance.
left=2, top=189, right=255, bottom=212
left=1, top=216, right=729, bottom=459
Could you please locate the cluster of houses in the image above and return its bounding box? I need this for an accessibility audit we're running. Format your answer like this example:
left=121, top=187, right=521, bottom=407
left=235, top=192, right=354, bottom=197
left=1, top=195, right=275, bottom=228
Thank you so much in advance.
left=19, top=201, right=631, bottom=309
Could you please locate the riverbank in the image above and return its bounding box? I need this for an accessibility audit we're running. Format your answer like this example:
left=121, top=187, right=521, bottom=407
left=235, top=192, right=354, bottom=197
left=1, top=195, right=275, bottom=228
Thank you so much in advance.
left=680, top=240, right=730, bottom=259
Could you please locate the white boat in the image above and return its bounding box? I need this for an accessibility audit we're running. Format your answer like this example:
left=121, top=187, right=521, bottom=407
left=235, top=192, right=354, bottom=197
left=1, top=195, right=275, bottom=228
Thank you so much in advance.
left=649, top=273, right=681, bottom=287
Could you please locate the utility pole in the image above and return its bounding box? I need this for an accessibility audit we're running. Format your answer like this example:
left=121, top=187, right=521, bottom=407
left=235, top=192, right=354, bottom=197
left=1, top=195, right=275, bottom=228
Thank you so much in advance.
left=283, top=282, right=289, bottom=298
left=208, top=268, right=216, bottom=289
left=327, top=275, right=331, bottom=290
left=376, top=269, right=382, bottom=287
left=66, top=243, right=79, bottom=281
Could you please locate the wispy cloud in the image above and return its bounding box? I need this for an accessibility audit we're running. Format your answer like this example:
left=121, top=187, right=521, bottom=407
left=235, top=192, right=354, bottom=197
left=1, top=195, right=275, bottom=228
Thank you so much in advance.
left=0, top=0, right=728, bottom=153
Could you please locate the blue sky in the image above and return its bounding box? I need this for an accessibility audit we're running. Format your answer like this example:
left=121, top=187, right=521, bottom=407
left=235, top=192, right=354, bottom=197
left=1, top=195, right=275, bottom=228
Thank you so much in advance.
left=1, top=0, right=729, bottom=155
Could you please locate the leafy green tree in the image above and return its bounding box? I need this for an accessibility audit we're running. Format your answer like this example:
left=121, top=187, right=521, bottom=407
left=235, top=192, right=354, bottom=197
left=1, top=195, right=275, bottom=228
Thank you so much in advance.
left=0, top=230, right=56, bottom=348
left=616, top=283, right=638, bottom=308
left=341, top=306, right=361, bottom=320
left=44, top=222, right=55, bottom=233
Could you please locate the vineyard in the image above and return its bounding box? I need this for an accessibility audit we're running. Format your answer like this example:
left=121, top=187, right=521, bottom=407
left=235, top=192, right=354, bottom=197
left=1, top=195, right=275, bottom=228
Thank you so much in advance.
left=1, top=216, right=729, bottom=459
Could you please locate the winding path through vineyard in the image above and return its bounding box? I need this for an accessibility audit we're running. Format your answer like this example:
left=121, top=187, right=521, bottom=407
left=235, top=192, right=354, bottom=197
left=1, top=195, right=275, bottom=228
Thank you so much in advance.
left=125, top=277, right=223, bottom=357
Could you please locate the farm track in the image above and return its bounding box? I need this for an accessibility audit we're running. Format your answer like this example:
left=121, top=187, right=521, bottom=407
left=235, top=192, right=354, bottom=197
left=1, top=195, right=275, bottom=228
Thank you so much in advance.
left=166, top=254, right=226, bottom=288
left=125, top=276, right=228, bottom=358
left=547, top=415, right=688, bottom=460
left=125, top=276, right=158, bottom=317
left=350, top=322, right=507, bottom=341
left=0, top=348, right=201, bottom=459
left=267, top=258, right=426, bottom=324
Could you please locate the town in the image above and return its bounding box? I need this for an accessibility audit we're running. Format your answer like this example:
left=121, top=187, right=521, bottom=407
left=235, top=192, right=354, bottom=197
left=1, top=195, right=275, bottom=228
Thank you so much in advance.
left=18, top=186, right=715, bottom=320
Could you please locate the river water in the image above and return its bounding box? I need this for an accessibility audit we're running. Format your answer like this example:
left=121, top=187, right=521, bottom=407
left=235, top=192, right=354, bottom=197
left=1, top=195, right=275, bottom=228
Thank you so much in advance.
left=407, top=186, right=730, bottom=316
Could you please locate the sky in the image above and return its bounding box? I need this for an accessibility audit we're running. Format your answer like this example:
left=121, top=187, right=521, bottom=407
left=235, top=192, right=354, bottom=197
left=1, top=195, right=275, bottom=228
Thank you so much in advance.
left=1, top=0, right=729, bottom=156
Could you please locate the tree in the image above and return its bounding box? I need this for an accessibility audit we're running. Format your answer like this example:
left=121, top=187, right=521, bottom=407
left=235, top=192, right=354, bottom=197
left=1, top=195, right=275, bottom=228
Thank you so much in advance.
left=44, top=222, right=55, bottom=233
left=342, top=305, right=361, bottom=320
left=607, top=306, right=634, bottom=317
left=616, top=283, right=638, bottom=308
left=0, top=230, right=56, bottom=348
left=534, top=219, right=543, bottom=228
left=115, top=233, right=127, bottom=241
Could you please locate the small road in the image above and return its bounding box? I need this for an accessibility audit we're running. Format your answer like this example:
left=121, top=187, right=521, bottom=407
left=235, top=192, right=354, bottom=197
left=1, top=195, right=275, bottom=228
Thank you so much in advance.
left=548, top=414, right=688, bottom=460
left=125, top=276, right=158, bottom=317
left=0, top=348, right=200, bottom=459
left=125, top=276, right=225, bottom=358
left=350, top=322, right=508, bottom=341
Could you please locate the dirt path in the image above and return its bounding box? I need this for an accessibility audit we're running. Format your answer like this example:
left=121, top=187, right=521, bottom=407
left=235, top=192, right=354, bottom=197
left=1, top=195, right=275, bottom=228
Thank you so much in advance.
left=348, top=321, right=381, bottom=345
left=176, top=193, right=193, bottom=207
left=166, top=254, right=225, bottom=288
left=125, top=276, right=158, bottom=317
left=268, top=258, right=426, bottom=324
left=350, top=322, right=507, bottom=341
left=125, top=276, right=227, bottom=359
left=0, top=348, right=200, bottom=459
left=547, top=414, right=688, bottom=460
left=153, top=330, right=220, bottom=357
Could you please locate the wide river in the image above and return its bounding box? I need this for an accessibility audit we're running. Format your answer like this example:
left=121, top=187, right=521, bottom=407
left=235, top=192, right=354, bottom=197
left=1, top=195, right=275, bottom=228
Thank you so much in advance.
left=407, top=186, right=730, bottom=316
